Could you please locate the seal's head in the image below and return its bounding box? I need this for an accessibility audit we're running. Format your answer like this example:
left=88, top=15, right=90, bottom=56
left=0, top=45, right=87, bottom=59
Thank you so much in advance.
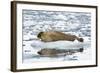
left=37, top=51, right=42, bottom=55
left=37, top=49, right=50, bottom=55
left=37, top=32, right=44, bottom=39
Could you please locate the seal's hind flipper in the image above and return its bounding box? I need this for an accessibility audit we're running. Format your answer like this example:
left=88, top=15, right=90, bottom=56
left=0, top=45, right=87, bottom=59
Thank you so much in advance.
left=79, top=48, right=84, bottom=52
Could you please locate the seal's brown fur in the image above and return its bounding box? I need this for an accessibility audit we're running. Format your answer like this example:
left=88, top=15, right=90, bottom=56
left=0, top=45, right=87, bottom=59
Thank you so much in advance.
left=37, top=31, right=83, bottom=42
left=37, top=48, right=83, bottom=57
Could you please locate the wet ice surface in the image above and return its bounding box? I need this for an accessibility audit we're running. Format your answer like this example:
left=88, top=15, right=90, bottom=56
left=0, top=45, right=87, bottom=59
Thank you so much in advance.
left=22, top=10, right=91, bottom=63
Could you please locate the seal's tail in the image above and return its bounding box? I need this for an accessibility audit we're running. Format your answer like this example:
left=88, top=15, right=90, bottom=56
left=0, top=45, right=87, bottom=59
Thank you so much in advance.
left=76, top=37, right=84, bottom=42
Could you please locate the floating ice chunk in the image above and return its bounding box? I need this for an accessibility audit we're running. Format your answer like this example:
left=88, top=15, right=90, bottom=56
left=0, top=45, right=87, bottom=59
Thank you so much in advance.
left=42, top=41, right=83, bottom=49
left=31, top=39, right=91, bottom=50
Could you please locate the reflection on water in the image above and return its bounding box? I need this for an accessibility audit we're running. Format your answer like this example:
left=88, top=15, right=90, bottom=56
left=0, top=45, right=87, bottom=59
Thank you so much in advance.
left=23, top=39, right=91, bottom=63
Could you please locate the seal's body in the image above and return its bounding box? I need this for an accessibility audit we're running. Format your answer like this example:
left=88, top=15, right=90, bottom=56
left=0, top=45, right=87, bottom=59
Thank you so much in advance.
left=37, top=48, right=83, bottom=57
left=37, top=31, right=83, bottom=42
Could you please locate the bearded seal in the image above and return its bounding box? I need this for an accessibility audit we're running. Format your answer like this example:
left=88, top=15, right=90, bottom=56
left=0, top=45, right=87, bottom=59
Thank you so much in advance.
left=37, top=31, right=83, bottom=42
left=37, top=48, right=83, bottom=57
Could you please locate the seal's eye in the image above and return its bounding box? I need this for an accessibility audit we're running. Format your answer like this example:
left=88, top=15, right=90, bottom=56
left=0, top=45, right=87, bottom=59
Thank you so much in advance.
left=37, top=32, right=43, bottom=38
